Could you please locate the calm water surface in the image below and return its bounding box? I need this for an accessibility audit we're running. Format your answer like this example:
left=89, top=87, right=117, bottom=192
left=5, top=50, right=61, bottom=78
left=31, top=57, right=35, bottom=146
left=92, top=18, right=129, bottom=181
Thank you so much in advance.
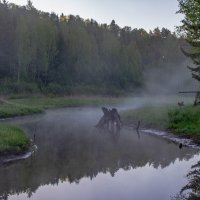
left=0, top=107, right=199, bottom=200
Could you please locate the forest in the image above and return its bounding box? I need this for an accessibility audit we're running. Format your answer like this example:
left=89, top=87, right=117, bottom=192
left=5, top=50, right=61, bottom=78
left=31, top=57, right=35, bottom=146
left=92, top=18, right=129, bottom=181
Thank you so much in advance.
left=0, top=1, right=200, bottom=200
left=0, top=0, right=187, bottom=95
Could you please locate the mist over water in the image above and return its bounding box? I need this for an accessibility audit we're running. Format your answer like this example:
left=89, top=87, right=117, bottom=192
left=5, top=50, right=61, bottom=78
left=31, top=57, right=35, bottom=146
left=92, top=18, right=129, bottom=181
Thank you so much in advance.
left=1, top=62, right=199, bottom=200
left=110, top=60, right=197, bottom=112
left=143, top=61, right=198, bottom=95
left=0, top=61, right=198, bottom=200
left=0, top=107, right=199, bottom=200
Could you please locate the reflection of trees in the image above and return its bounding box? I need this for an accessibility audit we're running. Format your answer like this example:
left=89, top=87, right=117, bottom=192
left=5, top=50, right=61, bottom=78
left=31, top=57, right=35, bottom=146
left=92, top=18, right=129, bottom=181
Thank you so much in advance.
left=0, top=194, right=8, bottom=200
left=0, top=120, right=198, bottom=198
left=173, top=161, right=200, bottom=200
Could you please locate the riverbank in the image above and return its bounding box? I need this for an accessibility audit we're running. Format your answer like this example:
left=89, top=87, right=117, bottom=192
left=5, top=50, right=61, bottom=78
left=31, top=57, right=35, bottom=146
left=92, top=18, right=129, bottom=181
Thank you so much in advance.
left=0, top=123, right=29, bottom=155
left=0, top=95, right=120, bottom=155
left=168, top=106, right=200, bottom=144
left=0, top=96, right=120, bottom=119
left=1, top=95, right=200, bottom=155
left=121, top=104, right=173, bottom=130
left=121, top=104, right=200, bottom=144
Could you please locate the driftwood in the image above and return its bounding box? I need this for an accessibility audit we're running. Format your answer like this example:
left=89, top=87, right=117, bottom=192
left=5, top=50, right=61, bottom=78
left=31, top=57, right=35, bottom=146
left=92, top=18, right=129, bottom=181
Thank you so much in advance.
left=96, top=107, right=121, bottom=130
left=136, top=120, right=141, bottom=131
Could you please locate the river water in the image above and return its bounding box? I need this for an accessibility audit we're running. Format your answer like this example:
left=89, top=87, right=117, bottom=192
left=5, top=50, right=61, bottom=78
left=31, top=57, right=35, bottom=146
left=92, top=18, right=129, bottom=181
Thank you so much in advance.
left=0, top=107, right=199, bottom=200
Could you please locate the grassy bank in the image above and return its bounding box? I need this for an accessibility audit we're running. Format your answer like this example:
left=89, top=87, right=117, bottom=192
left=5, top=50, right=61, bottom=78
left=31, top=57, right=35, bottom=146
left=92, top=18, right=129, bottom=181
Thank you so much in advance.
left=121, top=103, right=200, bottom=142
left=168, top=106, right=200, bottom=136
left=9, top=96, right=120, bottom=108
left=121, top=105, right=175, bottom=129
left=0, top=96, right=120, bottom=119
left=0, top=101, right=43, bottom=118
left=0, top=123, right=29, bottom=155
left=0, top=96, right=120, bottom=155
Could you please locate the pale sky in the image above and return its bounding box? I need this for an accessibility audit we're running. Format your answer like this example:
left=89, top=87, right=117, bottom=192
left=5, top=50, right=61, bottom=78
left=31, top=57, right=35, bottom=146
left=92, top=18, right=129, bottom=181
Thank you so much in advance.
left=9, top=0, right=183, bottom=32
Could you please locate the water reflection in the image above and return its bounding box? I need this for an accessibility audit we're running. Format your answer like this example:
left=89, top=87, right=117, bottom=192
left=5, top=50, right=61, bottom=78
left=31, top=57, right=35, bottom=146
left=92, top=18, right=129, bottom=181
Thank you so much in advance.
left=0, top=108, right=199, bottom=200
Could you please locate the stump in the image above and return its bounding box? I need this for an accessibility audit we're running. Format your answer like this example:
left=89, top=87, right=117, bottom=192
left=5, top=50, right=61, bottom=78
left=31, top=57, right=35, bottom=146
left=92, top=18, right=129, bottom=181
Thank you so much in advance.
left=96, top=107, right=121, bottom=130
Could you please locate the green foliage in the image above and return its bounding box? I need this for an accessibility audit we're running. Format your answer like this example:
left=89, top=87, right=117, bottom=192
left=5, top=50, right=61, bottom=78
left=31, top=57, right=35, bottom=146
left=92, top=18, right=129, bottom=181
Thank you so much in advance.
left=121, top=100, right=200, bottom=136
left=168, top=106, right=200, bottom=135
left=177, top=0, right=200, bottom=40
left=8, top=96, right=120, bottom=109
left=121, top=105, right=172, bottom=128
left=0, top=1, right=186, bottom=95
left=71, top=84, right=126, bottom=96
left=0, top=80, right=39, bottom=94
left=0, top=96, right=120, bottom=119
left=0, top=102, right=43, bottom=118
left=44, top=83, right=66, bottom=95
left=0, top=123, right=29, bottom=154
left=177, top=0, right=200, bottom=83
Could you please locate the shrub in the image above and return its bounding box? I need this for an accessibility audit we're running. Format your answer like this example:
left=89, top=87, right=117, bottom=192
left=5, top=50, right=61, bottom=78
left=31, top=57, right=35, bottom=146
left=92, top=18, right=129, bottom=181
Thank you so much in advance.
left=44, top=83, right=65, bottom=95
left=0, top=80, right=39, bottom=94
left=168, top=106, right=200, bottom=135
left=0, top=123, right=29, bottom=154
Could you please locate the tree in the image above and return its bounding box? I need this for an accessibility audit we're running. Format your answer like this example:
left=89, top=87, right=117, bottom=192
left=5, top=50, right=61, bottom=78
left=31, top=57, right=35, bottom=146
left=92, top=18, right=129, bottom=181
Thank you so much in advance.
left=177, top=0, right=200, bottom=40
left=177, top=0, right=200, bottom=83
left=0, top=0, right=188, bottom=95
left=26, top=0, right=35, bottom=11
left=109, top=20, right=120, bottom=37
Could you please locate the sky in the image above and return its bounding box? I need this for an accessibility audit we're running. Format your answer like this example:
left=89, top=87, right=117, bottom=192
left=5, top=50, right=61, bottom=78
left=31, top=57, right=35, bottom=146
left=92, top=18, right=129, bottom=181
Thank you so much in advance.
left=9, top=0, right=183, bottom=32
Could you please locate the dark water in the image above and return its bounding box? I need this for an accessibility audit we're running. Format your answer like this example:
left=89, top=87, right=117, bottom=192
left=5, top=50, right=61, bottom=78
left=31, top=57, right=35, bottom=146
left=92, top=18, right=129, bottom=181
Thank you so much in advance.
left=0, top=107, right=199, bottom=200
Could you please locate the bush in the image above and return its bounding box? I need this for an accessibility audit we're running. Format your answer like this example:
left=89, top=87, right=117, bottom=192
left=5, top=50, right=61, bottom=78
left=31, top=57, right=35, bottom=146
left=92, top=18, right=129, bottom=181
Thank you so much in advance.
left=44, top=83, right=63, bottom=95
left=168, top=106, right=200, bottom=135
left=0, top=80, right=39, bottom=94
left=72, top=84, right=125, bottom=96
left=0, top=123, right=29, bottom=154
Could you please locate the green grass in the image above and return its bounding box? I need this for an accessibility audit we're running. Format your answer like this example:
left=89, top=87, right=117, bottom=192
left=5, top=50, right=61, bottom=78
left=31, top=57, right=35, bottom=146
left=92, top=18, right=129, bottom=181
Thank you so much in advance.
left=0, top=96, right=120, bottom=119
left=121, top=103, right=200, bottom=136
left=0, top=96, right=120, bottom=154
left=168, top=106, right=200, bottom=135
left=121, top=105, right=175, bottom=129
left=0, top=102, right=43, bottom=118
left=9, top=96, right=120, bottom=109
left=0, top=123, right=29, bottom=154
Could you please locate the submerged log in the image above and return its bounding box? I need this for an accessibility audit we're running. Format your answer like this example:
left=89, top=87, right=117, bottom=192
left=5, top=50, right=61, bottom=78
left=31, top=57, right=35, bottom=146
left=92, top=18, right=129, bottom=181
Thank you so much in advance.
left=136, top=120, right=141, bottom=131
left=96, top=107, right=121, bottom=130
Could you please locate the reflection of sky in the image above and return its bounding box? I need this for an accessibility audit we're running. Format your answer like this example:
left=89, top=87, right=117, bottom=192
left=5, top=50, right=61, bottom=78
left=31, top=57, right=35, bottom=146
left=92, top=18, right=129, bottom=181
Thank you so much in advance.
left=9, top=0, right=183, bottom=32
left=9, top=154, right=200, bottom=200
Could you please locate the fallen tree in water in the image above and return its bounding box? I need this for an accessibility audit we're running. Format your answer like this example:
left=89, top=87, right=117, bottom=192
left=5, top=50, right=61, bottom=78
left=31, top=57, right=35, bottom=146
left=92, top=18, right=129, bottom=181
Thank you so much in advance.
left=96, top=107, right=121, bottom=131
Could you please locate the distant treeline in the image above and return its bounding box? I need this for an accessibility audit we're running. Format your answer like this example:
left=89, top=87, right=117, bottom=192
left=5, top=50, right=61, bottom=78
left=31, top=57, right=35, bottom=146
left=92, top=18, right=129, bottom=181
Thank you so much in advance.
left=0, top=1, right=186, bottom=95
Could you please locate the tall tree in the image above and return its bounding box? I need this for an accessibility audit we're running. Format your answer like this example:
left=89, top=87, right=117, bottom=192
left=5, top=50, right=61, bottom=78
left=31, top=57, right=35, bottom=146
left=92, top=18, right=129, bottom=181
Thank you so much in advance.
left=177, top=0, right=200, bottom=82
left=0, top=0, right=189, bottom=94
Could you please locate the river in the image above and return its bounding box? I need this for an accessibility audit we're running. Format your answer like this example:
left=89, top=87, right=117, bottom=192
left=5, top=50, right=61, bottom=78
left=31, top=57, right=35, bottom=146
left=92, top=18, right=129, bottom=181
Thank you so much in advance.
left=0, top=107, right=199, bottom=200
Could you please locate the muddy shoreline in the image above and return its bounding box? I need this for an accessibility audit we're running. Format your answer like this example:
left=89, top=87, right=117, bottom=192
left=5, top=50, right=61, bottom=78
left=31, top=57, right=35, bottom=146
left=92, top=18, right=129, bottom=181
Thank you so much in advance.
left=0, top=144, right=37, bottom=166
left=122, top=120, right=200, bottom=148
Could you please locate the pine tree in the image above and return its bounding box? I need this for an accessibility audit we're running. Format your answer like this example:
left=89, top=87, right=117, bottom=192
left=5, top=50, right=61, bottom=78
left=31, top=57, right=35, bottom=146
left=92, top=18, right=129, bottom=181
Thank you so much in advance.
left=178, top=0, right=200, bottom=82
left=177, top=0, right=200, bottom=105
